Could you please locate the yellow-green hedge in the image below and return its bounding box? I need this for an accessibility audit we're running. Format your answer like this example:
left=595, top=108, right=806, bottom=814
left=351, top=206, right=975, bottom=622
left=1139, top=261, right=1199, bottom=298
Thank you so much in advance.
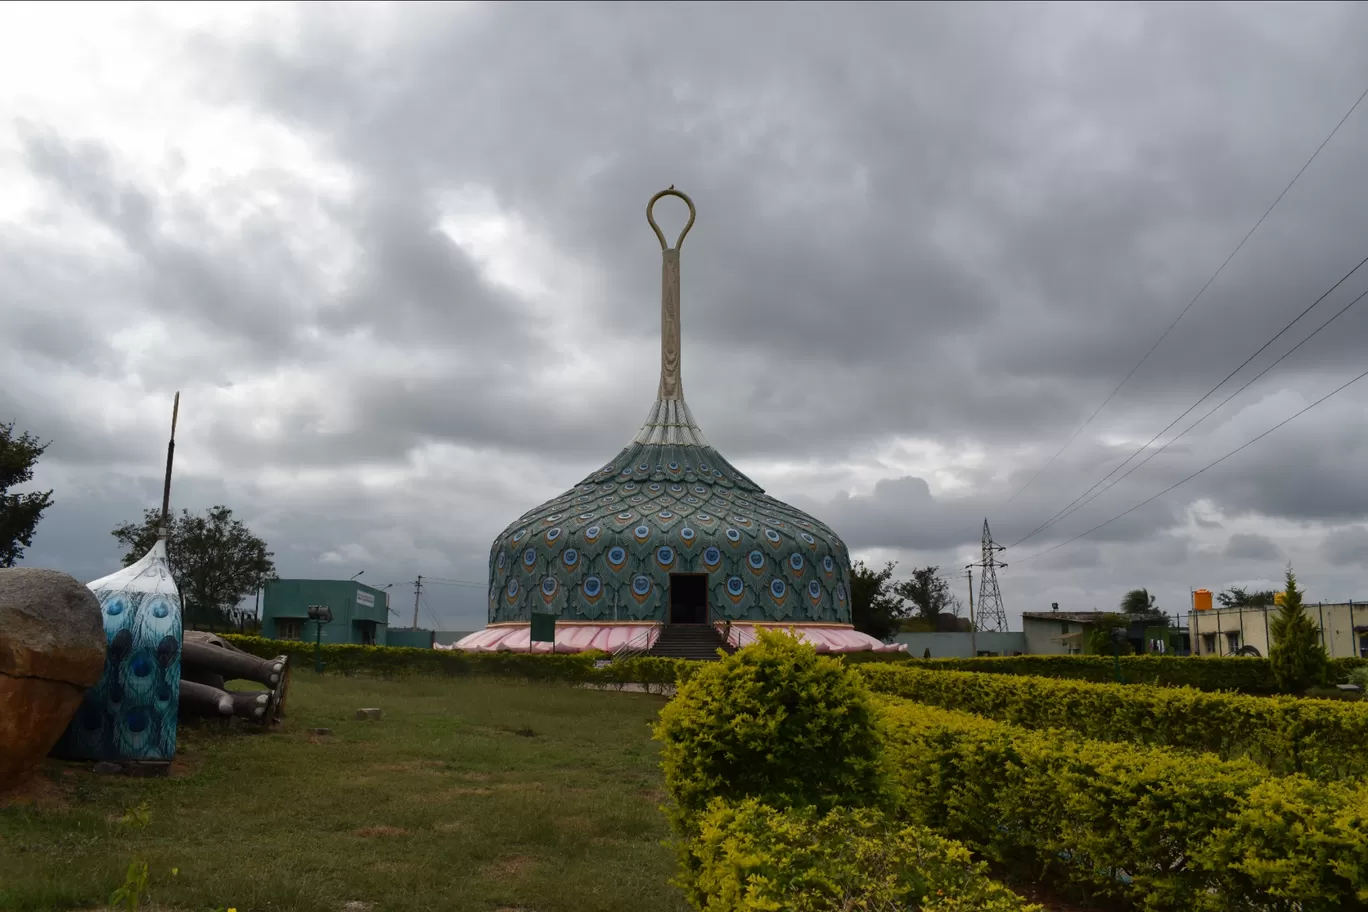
left=878, top=697, right=1368, bottom=911
left=690, top=799, right=1040, bottom=911
left=857, top=663, right=1368, bottom=780
left=845, top=652, right=1368, bottom=694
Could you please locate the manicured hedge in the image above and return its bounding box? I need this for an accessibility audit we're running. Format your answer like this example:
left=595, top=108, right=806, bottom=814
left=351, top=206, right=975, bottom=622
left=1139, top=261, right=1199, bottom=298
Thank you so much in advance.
left=857, top=663, right=1368, bottom=780
left=221, top=634, right=695, bottom=690
left=692, top=799, right=1039, bottom=911
left=654, top=631, right=1036, bottom=911
left=878, top=696, right=1368, bottom=911
left=846, top=652, right=1367, bottom=694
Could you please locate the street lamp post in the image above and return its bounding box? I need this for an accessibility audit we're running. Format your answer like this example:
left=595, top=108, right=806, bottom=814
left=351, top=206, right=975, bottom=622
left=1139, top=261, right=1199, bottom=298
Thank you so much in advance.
left=307, top=604, right=334, bottom=673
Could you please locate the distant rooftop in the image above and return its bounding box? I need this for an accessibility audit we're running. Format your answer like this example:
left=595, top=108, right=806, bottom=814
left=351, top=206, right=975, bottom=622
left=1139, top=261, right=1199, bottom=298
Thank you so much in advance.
left=1021, top=610, right=1112, bottom=624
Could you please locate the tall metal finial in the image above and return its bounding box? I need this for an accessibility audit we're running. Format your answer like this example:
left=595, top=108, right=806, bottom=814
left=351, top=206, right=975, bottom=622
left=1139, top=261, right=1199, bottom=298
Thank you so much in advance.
left=159, top=391, right=180, bottom=538
left=646, top=187, right=696, bottom=401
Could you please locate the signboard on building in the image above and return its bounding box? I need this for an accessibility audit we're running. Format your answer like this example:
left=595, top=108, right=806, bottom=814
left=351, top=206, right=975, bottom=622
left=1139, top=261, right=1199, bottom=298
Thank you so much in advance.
left=530, top=612, right=556, bottom=643
left=356, top=590, right=375, bottom=608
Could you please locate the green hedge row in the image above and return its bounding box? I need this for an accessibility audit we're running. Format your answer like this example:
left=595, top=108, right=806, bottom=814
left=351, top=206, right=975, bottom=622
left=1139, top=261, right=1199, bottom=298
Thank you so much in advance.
left=221, top=634, right=1368, bottom=697
left=221, top=634, right=695, bottom=690
left=857, top=663, right=1368, bottom=780
left=847, top=652, right=1367, bottom=694
left=692, top=799, right=1040, bottom=911
left=652, top=629, right=1038, bottom=911
left=878, top=696, right=1368, bottom=911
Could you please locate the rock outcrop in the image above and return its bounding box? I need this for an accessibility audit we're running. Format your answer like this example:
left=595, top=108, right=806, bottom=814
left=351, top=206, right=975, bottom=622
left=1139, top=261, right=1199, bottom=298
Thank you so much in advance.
left=0, top=568, right=106, bottom=790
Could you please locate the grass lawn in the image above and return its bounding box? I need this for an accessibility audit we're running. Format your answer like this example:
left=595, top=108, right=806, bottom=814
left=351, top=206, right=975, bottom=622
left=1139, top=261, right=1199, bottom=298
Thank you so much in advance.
left=0, top=673, right=690, bottom=912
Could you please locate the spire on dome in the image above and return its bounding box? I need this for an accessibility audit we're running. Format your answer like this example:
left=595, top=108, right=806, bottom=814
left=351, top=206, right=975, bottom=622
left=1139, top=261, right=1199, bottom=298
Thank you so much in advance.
left=647, top=187, right=696, bottom=402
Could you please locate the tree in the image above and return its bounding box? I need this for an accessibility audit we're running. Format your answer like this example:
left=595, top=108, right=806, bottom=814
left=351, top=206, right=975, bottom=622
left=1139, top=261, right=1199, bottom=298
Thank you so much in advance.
left=894, top=566, right=959, bottom=621
left=1268, top=565, right=1329, bottom=694
left=1119, top=588, right=1161, bottom=617
left=1086, top=613, right=1134, bottom=656
left=0, top=421, right=55, bottom=568
left=1217, top=586, right=1277, bottom=608
left=849, top=559, right=902, bottom=641
left=112, top=505, right=277, bottom=630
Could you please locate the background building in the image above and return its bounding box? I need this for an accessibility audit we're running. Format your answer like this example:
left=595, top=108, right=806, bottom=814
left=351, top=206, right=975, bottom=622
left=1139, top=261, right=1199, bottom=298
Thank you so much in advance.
left=892, top=630, right=1025, bottom=658
left=1022, top=610, right=1109, bottom=655
left=1188, top=600, right=1367, bottom=658
left=1022, top=609, right=1190, bottom=656
left=262, top=579, right=433, bottom=648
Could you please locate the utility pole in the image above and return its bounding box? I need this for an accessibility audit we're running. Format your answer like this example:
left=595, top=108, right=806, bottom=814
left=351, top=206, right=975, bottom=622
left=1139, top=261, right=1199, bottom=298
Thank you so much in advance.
left=413, top=575, right=423, bottom=629
left=966, top=518, right=1009, bottom=632
left=965, top=567, right=977, bottom=658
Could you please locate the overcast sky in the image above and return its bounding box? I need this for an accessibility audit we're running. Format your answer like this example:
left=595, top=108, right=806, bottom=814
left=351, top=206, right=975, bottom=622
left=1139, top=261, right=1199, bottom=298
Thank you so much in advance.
left=6, top=1, right=1368, bottom=634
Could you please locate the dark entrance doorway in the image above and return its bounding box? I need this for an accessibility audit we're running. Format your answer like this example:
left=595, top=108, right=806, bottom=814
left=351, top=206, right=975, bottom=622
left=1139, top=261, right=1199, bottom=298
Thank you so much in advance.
left=669, top=574, right=709, bottom=624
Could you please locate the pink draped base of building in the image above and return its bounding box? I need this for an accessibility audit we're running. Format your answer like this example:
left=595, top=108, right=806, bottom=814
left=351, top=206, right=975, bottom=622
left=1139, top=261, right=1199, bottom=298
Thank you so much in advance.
left=441, top=623, right=906, bottom=655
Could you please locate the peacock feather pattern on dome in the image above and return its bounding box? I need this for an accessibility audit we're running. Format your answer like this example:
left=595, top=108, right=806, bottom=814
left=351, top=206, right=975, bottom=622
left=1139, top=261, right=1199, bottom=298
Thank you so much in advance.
left=484, top=188, right=854, bottom=627
left=50, top=539, right=182, bottom=762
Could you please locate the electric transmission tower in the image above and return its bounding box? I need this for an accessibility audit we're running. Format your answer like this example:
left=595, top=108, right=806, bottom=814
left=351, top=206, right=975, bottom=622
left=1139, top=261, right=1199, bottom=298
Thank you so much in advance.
left=969, top=518, right=1009, bottom=632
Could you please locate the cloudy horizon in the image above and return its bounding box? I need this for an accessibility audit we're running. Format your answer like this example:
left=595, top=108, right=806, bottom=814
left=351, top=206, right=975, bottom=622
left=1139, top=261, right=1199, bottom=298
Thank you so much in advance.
left=5, top=1, right=1368, bottom=635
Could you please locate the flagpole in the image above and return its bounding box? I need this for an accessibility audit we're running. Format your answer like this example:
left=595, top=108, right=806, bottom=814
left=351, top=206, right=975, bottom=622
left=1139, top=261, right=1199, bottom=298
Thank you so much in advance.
left=159, top=392, right=180, bottom=537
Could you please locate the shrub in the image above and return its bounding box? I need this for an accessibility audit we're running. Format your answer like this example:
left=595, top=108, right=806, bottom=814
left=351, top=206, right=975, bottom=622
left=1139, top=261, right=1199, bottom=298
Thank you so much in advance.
left=653, top=629, right=888, bottom=827
left=1195, top=775, right=1368, bottom=906
left=856, top=663, right=1368, bottom=780
left=845, top=652, right=1368, bottom=694
left=1350, top=665, right=1368, bottom=690
left=877, top=696, right=1368, bottom=911
left=220, top=634, right=697, bottom=688
left=1269, top=566, right=1331, bottom=693
left=690, top=798, right=1040, bottom=912
left=1085, top=613, right=1133, bottom=655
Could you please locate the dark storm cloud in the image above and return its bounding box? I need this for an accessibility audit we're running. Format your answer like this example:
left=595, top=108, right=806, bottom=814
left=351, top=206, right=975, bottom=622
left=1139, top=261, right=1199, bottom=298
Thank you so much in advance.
left=1223, top=532, right=1285, bottom=562
left=205, top=0, right=1368, bottom=454
left=11, top=1, right=1368, bottom=628
left=1322, top=525, right=1368, bottom=568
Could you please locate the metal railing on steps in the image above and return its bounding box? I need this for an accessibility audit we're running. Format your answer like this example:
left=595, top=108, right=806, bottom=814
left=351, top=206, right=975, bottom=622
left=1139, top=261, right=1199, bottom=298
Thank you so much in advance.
left=611, top=623, right=662, bottom=663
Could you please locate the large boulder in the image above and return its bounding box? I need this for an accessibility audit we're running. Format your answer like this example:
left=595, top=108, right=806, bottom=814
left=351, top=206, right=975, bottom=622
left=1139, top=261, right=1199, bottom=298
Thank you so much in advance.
left=0, top=568, right=107, bottom=790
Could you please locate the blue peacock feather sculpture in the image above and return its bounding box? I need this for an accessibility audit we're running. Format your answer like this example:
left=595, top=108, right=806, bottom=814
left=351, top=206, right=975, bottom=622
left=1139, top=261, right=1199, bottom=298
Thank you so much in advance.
left=51, top=394, right=183, bottom=763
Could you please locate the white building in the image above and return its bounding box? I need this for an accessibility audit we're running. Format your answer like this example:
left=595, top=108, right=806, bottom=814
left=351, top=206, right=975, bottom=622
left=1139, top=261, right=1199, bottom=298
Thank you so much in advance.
left=1021, top=610, right=1114, bottom=655
left=1187, top=601, right=1368, bottom=659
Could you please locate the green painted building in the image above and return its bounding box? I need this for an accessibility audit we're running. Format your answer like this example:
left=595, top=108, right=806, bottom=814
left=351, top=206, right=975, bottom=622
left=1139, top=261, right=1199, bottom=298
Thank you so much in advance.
left=386, top=627, right=436, bottom=649
left=262, top=579, right=392, bottom=646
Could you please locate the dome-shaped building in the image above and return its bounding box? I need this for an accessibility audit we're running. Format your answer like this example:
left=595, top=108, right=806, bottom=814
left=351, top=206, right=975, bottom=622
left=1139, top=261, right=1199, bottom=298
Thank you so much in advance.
left=453, top=189, right=902, bottom=655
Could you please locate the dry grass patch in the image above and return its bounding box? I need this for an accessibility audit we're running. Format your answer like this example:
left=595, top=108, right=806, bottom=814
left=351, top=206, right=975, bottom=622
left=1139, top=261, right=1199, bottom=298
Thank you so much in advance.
left=351, top=825, right=409, bottom=838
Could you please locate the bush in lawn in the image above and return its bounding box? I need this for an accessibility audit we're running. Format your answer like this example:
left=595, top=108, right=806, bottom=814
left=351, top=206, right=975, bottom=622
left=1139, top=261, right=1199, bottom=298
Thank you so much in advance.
left=653, top=629, right=888, bottom=828
left=846, top=652, right=1298, bottom=694
left=856, top=662, right=1368, bottom=780
left=1269, top=566, right=1331, bottom=694
left=691, top=798, right=1040, bottom=912
left=878, top=696, right=1368, bottom=911
left=1194, top=774, right=1368, bottom=906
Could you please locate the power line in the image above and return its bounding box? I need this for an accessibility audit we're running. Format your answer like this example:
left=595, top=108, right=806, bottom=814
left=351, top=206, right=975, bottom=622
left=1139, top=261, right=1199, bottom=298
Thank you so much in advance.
left=418, top=593, right=443, bottom=631
left=1010, top=252, right=1368, bottom=547
left=1016, top=364, right=1368, bottom=564
left=1004, top=79, right=1368, bottom=506
left=423, top=576, right=485, bottom=588
left=1018, top=281, right=1368, bottom=537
